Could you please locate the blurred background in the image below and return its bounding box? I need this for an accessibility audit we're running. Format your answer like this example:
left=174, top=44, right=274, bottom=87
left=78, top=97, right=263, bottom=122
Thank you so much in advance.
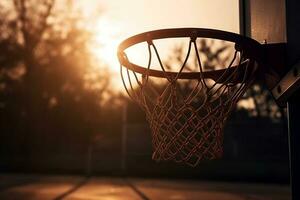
left=0, top=0, right=290, bottom=196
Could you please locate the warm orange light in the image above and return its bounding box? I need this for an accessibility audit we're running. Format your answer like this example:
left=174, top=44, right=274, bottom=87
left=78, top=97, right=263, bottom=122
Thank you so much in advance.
left=88, top=17, right=124, bottom=90
left=90, top=17, right=146, bottom=90
left=93, top=17, right=121, bottom=72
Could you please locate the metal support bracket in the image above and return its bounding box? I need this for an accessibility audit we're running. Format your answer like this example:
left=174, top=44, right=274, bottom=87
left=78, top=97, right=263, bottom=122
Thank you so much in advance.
left=272, top=61, right=300, bottom=107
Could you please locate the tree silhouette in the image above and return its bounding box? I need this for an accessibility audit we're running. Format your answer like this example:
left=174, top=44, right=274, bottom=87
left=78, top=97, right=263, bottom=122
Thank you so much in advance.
left=165, top=39, right=285, bottom=121
left=0, top=0, right=113, bottom=163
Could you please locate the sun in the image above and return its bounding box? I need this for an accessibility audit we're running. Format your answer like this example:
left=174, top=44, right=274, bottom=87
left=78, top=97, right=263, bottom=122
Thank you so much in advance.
left=91, top=17, right=145, bottom=90
left=92, top=17, right=121, bottom=73
left=90, top=17, right=146, bottom=90
left=89, top=17, right=128, bottom=90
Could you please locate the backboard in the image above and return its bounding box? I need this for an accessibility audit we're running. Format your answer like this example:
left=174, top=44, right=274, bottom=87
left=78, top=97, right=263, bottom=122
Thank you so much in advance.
left=240, top=0, right=300, bottom=66
left=240, top=0, right=286, bottom=44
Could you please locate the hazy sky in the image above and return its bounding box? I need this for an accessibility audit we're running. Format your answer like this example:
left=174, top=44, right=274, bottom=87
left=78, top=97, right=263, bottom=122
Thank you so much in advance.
left=82, top=0, right=240, bottom=39
left=80, top=0, right=240, bottom=89
left=101, top=0, right=239, bottom=34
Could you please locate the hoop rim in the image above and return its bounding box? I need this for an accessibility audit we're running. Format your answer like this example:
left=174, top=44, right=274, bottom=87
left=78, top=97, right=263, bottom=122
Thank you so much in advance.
left=117, top=28, right=262, bottom=80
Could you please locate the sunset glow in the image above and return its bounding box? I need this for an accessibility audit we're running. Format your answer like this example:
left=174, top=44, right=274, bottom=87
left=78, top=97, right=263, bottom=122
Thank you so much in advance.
left=93, top=17, right=121, bottom=73
left=85, top=0, right=239, bottom=90
left=0, top=1, right=290, bottom=197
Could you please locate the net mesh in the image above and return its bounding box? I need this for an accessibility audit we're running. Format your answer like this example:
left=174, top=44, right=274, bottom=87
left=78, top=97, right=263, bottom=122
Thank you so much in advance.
left=120, top=38, right=258, bottom=166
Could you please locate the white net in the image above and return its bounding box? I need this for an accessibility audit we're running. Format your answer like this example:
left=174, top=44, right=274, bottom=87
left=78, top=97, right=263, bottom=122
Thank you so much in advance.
left=120, top=36, right=258, bottom=166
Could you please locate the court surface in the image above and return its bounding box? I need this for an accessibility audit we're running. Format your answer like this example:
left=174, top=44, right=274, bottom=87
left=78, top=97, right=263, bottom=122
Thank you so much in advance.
left=0, top=174, right=290, bottom=200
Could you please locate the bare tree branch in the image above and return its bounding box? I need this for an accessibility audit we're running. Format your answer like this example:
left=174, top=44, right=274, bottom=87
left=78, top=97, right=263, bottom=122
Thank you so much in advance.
left=33, top=0, right=55, bottom=47
left=13, top=0, right=28, bottom=48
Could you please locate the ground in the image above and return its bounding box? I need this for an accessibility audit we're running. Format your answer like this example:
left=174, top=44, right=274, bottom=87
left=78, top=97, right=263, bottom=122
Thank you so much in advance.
left=0, top=174, right=291, bottom=200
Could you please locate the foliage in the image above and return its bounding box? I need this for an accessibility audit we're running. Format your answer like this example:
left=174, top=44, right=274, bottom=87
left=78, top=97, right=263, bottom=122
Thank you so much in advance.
left=165, top=39, right=285, bottom=121
left=0, top=0, right=118, bottom=157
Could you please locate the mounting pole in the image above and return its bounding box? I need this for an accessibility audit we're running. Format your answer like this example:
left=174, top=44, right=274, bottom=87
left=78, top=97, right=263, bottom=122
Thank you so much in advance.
left=287, top=91, right=300, bottom=200
left=121, top=102, right=128, bottom=173
left=285, top=1, right=300, bottom=199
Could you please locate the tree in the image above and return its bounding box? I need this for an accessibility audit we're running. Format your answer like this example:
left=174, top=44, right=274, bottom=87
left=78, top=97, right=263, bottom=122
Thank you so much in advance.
left=165, top=39, right=285, bottom=121
left=0, top=0, right=112, bottom=160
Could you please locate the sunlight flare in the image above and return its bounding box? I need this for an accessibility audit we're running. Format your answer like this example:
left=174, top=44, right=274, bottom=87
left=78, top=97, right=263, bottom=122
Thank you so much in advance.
left=93, top=17, right=121, bottom=72
left=90, top=17, right=146, bottom=90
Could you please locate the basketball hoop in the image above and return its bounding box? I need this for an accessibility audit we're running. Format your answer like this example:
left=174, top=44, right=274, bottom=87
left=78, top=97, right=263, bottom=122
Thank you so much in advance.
left=117, top=28, right=263, bottom=166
